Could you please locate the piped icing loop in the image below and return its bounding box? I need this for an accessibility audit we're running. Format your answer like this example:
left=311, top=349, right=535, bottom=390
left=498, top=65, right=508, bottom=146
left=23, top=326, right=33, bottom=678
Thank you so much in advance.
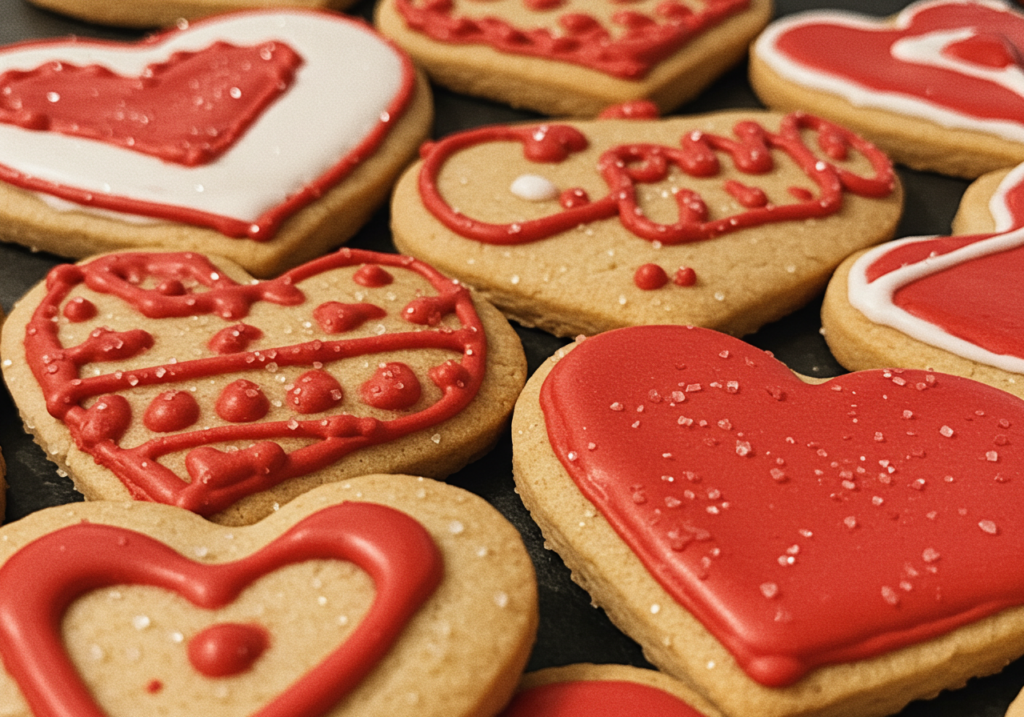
left=418, top=111, right=895, bottom=246
left=0, top=501, right=443, bottom=717
left=393, top=0, right=751, bottom=79
left=23, top=248, right=488, bottom=516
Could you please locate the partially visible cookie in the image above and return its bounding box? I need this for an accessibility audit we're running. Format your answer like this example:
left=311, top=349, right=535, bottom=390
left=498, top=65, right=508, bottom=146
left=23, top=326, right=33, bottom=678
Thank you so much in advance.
left=0, top=10, right=432, bottom=278
left=0, top=248, right=526, bottom=525
left=513, top=325, right=1024, bottom=717
left=499, top=664, right=724, bottom=717
left=822, top=160, right=1024, bottom=399
left=24, top=0, right=358, bottom=29
left=0, top=474, right=538, bottom=717
left=391, top=109, right=901, bottom=338
left=750, top=0, right=1024, bottom=178
left=375, top=0, right=773, bottom=117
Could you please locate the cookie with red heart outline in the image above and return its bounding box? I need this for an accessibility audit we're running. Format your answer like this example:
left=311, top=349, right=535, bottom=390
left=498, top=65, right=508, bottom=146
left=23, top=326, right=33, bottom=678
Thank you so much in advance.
left=0, top=9, right=432, bottom=278
left=0, top=247, right=526, bottom=526
left=375, top=0, right=772, bottom=117
left=512, top=324, right=1024, bottom=717
left=391, top=109, right=902, bottom=338
left=0, top=474, right=538, bottom=717
left=750, top=0, right=1024, bottom=178
left=24, top=0, right=359, bottom=30
left=822, top=159, right=1024, bottom=401
left=497, top=663, right=724, bottom=717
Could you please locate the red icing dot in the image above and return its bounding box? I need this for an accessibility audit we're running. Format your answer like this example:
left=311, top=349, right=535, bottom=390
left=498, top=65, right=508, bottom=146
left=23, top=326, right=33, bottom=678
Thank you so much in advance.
left=725, top=179, right=769, bottom=208
left=187, top=623, right=269, bottom=678
left=598, top=99, right=660, bottom=120
left=156, top=279, right=187, bottom=296
left=430, top=360, right=472, bottom=391
left=62, top=296, right=97, bottom=322
left=146, top=679, right=163, bottom=694
left=353, top=264, right=394, bottom=288
left=560, top=187, right=590, bottom=209
left=361, top=362, right=422, bottom=410
left=674, top=267, right=697, bottom=287
left=143, top=390, right=200, bottom=432
left=634, top=263, right=669, bottom=290
left=215, top=379, right=269, bottom=423
left=79, top=395, right=133, bottom=447
left=286, top=370, right=344, bottom=414
left=313, top=302, right=387, bottom=333
left=208, top=323, right=263, bottom=354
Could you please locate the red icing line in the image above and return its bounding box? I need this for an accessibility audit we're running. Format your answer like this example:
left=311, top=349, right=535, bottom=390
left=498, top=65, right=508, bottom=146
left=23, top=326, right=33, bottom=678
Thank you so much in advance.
left=0, top=11, right=418, bottom=241
left=773, top=2, right=1024, bottom=126
left=393, top=0, right=750, bottom=80
left=498, top=680, right=708, bottom=717
left=0, top=41, right=302, bottom=167
left=22, top=248, right=488, bottom=516
left=0, top=501, right=443, bottom=717
left=418, top=112, right=894, bottom=246
left=540, top=325, right=1024, bottom=686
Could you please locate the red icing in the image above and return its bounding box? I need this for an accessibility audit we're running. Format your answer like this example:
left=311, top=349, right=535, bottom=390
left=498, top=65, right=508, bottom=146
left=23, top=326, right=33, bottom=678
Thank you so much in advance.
left=208, top=323, right=263, bottom=355
left=393, top=0, right=751, bottom=79
left=772, top=2, right=1024, bottom=126
left=633, top=263, right=669, bottom=290
left=418, top=112, right=894, bottom=246
left=499, top=680, right=707, bottom=717
left=352, top=264, right=394, bottom=288
left=143, top=390, right=201, bottom=433
left=62, top=297, right=96, bottom=323
left=673, top=266, right=697, bottom=286
left=287, top=369, right=344, bottom=414
left=0, top=501, right=443, bottom=717
left=0, top=11, right=417, bottom=241
left=0, top=41, right=301, bottom=167
left=540, top=325, right=1024, bottom=686
left=22, top=249, right=488, bottom=516
left=216, top=379, right=270, bottom=423
left=598, top=100, right=661, bottom=120
left=360, top=362, right=422, bottom=410
left=313, top=302, right=388, bottom=334
left=187, top=623, right=270, bottom=677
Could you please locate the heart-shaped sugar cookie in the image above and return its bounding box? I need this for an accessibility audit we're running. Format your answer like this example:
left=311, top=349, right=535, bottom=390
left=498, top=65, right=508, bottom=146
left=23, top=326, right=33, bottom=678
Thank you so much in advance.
left=0, top=10, right=432, bottom=277
left=376, top=0, right=772, bottom=116
left=0, top=248, right=526, bottom=525
left=823, top=159, right=1024, bottom=400
left=751, top=0, right=1024, bottom=177
left=0, top=475, right=538, bottom=717
left=513, top=325, right=1024, bottom=717
left=392, top=110, right=901, bottom=338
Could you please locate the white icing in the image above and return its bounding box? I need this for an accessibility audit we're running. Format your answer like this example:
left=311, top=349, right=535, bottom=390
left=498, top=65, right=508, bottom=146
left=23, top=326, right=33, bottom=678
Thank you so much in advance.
left=847, top=161, right=1024, bottom=372
left=509, top=174, right=558, bottom=202
left=754, top=0, right=1024, bottom=144
left=0, top=10, right=408, bottom=229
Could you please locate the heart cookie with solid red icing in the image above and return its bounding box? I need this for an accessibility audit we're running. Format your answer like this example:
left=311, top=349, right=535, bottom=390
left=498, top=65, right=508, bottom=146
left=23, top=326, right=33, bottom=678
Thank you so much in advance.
left=0, top=248, right=526, bottom=525
left=751, top=0, right=1024, bottom=177
left=823, top=159, right=1024, bottom=401
left=0, top=10, right=432, bottom=277
left=375, top=0, right=772, bottom=116
left=512, top=325, right=1024, bottom=717
left=392, top=109, right=901, bottom=338
left=0, top=475, right=538, bottom=717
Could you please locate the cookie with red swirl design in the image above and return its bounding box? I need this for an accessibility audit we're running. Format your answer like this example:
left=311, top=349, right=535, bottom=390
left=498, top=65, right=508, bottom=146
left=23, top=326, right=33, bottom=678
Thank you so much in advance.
left=750, top=0, right=1024, bottom=178
left=375, top=0, right=772, bottom=117
left=391, top=109, right=902, bottom=338
left=0, top=248, right=526, bottom=525
left=0, top=474, right=538, bottom=717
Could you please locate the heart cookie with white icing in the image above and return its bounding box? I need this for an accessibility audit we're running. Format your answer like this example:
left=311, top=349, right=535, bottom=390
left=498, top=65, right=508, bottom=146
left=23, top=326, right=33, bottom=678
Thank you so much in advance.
left=822, top=159, right=1024, bottom=400
left=375, top=0, right=772, bottom=117
left=0, top=474, right=538, bottom=717
left=513, top=325, right=1024, bottom=717
left=0, top=10, right=432, bottom=277
left=0, top=248, right=526, bottom=525
left=751, top=0, right=1024, bottom=178
left=391, top=109, right=902, bottom=338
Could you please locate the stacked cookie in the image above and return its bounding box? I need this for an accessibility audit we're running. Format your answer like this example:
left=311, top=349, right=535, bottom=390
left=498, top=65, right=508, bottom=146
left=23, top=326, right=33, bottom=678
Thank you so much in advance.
left=2, top=2, right=1024, bottom=717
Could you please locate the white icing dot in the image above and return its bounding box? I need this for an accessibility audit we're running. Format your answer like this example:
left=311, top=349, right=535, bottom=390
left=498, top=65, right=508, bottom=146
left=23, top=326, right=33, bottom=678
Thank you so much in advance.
left=510, top=174, right=559, bottom=201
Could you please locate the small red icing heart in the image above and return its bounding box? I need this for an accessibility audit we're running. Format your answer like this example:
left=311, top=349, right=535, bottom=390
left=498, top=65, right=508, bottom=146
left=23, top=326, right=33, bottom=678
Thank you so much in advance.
left=540, top=325, right=1024, bottom=686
